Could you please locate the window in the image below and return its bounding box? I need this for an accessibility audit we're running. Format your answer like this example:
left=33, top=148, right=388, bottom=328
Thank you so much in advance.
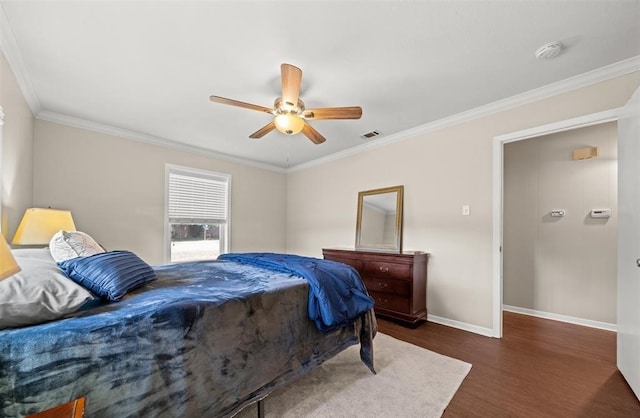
left=166, top=165, right=230, bottom=263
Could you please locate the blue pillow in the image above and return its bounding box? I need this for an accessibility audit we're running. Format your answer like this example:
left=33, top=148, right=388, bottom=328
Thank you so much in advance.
left=58, top=251, right=156, bottom=301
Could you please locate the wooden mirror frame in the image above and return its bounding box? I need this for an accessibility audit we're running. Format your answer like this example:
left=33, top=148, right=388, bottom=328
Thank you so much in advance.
left=355, top=185, right=404, bottom=253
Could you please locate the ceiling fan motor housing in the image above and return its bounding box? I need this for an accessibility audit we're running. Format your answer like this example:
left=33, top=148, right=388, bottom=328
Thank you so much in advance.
left=273, top=98, right=306, bottom=134
left=274, top=97, right=305, bottom=115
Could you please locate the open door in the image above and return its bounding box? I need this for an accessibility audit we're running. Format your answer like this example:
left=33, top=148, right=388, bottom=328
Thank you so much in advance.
left=617, top=87, right=640, bottom=400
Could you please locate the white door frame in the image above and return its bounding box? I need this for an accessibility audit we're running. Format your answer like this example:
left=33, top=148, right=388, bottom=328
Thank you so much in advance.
left=491, top=108, right=622, bottom=337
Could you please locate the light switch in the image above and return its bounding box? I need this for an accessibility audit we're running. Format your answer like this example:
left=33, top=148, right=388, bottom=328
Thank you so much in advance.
left=462, top=205, right=470, bottom=216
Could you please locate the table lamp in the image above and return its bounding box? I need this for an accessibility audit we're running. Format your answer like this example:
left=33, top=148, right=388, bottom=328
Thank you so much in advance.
left=12, top=208, right=76, bottom=246
left=0, top=234, right=20, bottom=279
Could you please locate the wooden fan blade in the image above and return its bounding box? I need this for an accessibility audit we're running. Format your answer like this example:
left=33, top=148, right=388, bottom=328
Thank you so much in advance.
left=209, top=95, right=273, bottom=114
left=249, top=121, right=276, bottom=139
left=281, top=63, right=302, bottom=107
left=303, top=106, right=362, bottom=120
left=301, top=122, right=326, bottom=144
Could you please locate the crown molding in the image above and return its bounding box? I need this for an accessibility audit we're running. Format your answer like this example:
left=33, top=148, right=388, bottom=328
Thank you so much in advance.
left=3, top=0, right=637, bottom=175
left=0, top=2, right=41, bottom=114
left=287, top=55, right=640, bottom=173
left=36, top=111, right=287, bottom=173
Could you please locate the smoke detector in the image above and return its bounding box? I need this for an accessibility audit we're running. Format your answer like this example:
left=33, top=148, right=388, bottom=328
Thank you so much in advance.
left=535, top=41, right=563, bottom=60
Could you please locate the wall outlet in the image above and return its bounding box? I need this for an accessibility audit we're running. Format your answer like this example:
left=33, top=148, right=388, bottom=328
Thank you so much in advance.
left=462, top=205, right=470, bottom=216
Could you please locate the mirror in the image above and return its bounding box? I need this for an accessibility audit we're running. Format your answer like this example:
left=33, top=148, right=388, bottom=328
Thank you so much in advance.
left=355, top=185, right=404, bottom=253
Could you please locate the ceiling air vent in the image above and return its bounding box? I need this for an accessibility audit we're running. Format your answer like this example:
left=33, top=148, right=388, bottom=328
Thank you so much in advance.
left=361, top=130, right=381, bottom=139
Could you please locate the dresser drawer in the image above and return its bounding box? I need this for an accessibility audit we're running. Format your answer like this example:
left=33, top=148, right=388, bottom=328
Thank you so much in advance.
left=362, top=260, right=411, bottom=280
left=363, top=276, right=409, bottom=297
left=370, top=291, right=410, bottom=313
left=333, top=258, right=362, bottom=272
left=323, top=248, right=428, bottom=326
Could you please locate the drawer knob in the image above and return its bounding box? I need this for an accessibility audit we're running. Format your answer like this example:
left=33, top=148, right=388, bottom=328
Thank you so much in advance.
left=379, top=266, right=389, bottom=273
left=378, top=282, right=388, bottom=288
left=377, top=298, right=388, bottom=304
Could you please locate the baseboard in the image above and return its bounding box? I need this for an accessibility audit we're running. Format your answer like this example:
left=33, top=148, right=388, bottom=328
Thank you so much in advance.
left=502, top=305, right=617, bottom=332
left=426, top=307, right=617, bottom=338
left=427, top=314, right=495, bottom=338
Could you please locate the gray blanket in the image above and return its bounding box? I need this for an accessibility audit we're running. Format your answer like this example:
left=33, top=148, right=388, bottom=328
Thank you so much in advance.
left=0, top=260, right=375, bottom=417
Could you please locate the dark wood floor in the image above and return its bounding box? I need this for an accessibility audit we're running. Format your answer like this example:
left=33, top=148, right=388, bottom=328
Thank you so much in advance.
left=377, top=311, right=640, bottom=417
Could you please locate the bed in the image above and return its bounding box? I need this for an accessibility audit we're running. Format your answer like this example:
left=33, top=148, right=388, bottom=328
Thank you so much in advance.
left=0, top=249, right=376, bottom=417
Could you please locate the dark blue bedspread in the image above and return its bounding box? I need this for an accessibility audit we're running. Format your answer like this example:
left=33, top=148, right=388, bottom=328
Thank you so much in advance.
left=0, top=260, right=375, bottom=417
left=218, top=253, right=375, bottom=332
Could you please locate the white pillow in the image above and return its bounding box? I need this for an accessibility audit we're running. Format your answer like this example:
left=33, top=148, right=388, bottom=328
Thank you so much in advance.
left=49, top=230, right=105, bottom=263
left=0, top=249, right=93, bottom=329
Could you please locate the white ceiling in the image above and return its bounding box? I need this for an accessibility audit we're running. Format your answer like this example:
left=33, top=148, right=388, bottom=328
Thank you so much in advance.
left=1, top=1, right=638, bottom=170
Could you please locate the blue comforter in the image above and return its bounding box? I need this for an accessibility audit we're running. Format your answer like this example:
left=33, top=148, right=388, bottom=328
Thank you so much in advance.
left=218, top=253, right=375, bottom=332
left=0, top=259, right=375, bottom=417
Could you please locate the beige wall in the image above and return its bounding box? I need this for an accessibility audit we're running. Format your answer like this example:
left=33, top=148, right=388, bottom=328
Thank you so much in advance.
left=504, top=122, right=618, bottom=324
left=0, top=50, right=34, bottom=240
left=287, top=72, right=639, bottom=330
left=33, top=120, right=287, bottom=264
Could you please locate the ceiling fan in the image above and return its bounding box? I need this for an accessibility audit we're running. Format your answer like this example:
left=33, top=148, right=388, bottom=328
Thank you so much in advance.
left=209, top=63, right=362, bottom=144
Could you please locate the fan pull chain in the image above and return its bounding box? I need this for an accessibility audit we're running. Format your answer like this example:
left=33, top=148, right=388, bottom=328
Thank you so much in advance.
left=286, top=136, right=291, bottom=168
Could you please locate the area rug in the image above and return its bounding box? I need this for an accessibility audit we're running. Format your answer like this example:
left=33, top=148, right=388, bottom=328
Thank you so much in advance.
left=235, top=332, right=472, bottom=418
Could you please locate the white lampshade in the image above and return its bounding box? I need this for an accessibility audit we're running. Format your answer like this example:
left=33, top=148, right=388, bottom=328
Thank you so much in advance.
left=12, top=208, right=76, bottom=245
left=274, top=114, right=305, bottom=135
left=0, top=234, right=20, bottom=280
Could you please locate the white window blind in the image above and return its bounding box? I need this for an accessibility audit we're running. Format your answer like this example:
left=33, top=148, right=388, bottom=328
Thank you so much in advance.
left=168, top=170, right=229, bottom=224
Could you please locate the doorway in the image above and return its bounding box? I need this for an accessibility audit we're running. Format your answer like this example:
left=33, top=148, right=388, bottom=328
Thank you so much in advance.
left=491, top=108, right=621, bottom=337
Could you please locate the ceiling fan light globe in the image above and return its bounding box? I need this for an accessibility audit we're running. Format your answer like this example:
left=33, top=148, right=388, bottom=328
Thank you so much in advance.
left=274, top=114, right=304, bottom=135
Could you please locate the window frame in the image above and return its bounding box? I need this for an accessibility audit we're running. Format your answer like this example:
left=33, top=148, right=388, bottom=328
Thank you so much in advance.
left=164, top=164, right=231, bottom=263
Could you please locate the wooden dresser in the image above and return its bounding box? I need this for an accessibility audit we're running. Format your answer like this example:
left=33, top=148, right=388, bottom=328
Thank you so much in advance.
left=322, top=248, right=428, bottom=325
